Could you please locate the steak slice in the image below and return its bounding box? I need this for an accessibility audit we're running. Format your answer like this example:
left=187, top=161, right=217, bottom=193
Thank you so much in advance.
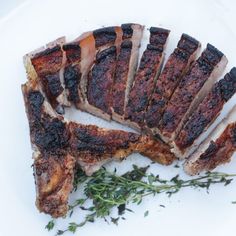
left=159, top=44, right=228, bottom=143
left=145, top=34, right=200, bottom=130
left=82, top=26, right=123, bottom=120
left=124, top=27, right=170, bottom=130
left=174, top=68, right=236, bottom=158
left=184, top=105, right=236, bottom=175
left=69, top=122, right=176, bottom=175
left=24, top=37, right=70, bottom=114
left=112, top=24, right=144, bottom=123
left=22, top=80, right=75, bottom=218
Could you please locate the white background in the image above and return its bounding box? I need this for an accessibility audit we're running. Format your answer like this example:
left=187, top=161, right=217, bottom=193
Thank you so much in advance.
left=0, top=0, right=236, bottom=236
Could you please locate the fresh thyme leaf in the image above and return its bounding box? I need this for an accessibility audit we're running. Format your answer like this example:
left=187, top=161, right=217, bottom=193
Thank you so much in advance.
left=144, top=210, right=149, bottom=217
left=174, top=164, right=180, bottom=168
left=45, top=220, right=54, bottom=231
left=232, top=201, right=236, bottom=204
left=159, top=204, right=165, bottom=208
left=118, top=204, right=126, bottom=215
left=111, top=217, right=119, bottom=225
left=48, top=166, right=236, bottom=235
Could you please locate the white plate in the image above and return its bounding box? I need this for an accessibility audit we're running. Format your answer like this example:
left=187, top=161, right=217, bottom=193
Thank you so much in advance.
left=1, top=0, right=236, bottom=235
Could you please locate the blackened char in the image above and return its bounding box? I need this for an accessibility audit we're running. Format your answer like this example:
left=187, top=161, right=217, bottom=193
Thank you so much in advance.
left=145, top=34, right=200, bottom=128
left=175, top=67, right=236, bottom=150
left=87, top=46, right=117, bottom=115
left=125, top=27, right=170, bottom=127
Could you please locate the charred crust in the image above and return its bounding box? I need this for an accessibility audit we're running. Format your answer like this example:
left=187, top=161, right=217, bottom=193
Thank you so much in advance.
left=96, top=46, right=116, bottom=62
left=93, top=27, right=116, bottom=48
left=145, top=98, right=166, bottom=128
left=147, top=44, right=163, bottom=52
left=202, top=44, right=224, bottom=66
left=31, top=45, right=63, bottom=76
left=229, top=67, right=236, bottom=79
left=177, top=34, right=199, bottom=54
left=149, top=27, right=170, bottom=46
left=219, top=71, right=236, bottom=101
left=197, top=57, right=214, bottom=74
left=28, top=91, right=45, bottom=118
left=199, top=141, right=218, bottom=160
left=33, top=45, right=61, bottom=58
left=121, top=23, right=134, bottom=39
left=112, top=41, right=132, bottom=115
left=64, top=65, right=81, bottom=103
left=63, top=43, right=81, bottom=63
left=71, top=125, right=140, bottom=155
left=173, top=48, right=190, bottom=61
left=161, top=110, right=175, bottom=127
left=33, top=117, right=69, bottom=152
left=121, top=40, right=132, bottom=48
left=87, top=46, right=117, bottom=114
left=42, top=74, right=63, bottom=97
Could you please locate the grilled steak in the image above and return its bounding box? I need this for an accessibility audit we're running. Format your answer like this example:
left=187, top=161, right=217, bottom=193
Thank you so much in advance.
left=69, top=122, right=175, bottom=175
left=159, top=44, right=228, bottom=143
left=84, top=26, right=123, bottom=120
left=174, top=68, right=236, bottom=158
left=145, top=34, right=200, bottom=130
left=112, top=24, right=144, bottom=123
left=24, top=37, right=70, bottom=114
left=22, top=78, right=175, bottom=217
left=124, top=27, right=170, bottom=130
left=184, top=105, right=236, bottom=175
left=22, top=80, right=75, bottom=218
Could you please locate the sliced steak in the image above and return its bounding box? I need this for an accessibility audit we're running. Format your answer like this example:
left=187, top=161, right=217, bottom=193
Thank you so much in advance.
left=184, top=105, right=236, bottom=175
left=159, top=44, right=228, bottom=143
left=112, top=24, right=144, bottom=123
left=69, top=122, right=176, bottom=175
left=82, top=26, right=123, bottom=120
left=145, top=34, right=200, bottom=130
left=124, top=27, right=170, bottom=130
left=24, top=37, right=70, bottom=114
left=174, top=68, right=236, bottom=158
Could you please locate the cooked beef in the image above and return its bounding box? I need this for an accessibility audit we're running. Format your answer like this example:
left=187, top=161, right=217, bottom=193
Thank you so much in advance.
left=87, top=46, right=117, bottom=118
left=124, top=27, right=170, bottom=130
left=112, top=24, right=144, bottom=123
left=22, top=81, right=75, bottom=218
left=69, top=122, right=176, bottom=175
left=145, top=34, right=200, bottom=130
left=184, top=105, right=236, bottom=175
left=81, top=26, right=123, bottom=120
left=24, top=38, right=70, bottom=114
left=159, top=44, right=228, bottom=143
left=34, top=151, right=75, bottom=218
left=22, top=78, right=175, bottom=217
left=174, top=68, right=236, bottom=158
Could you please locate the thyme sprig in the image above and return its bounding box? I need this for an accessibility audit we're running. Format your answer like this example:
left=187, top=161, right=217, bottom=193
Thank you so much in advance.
left=45, top=165, right=236, bottom=235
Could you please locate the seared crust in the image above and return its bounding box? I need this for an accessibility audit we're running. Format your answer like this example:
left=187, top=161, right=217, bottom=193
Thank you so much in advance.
left=112, top=41, right=132, bottom=115
left=87, top=46, right=117, bottom=115
left=125, top=27, right=170, bottom=128
left=62, top=42, right=81, bottom=64
left=31, top=45, right=63, bottom=76
left=22, top=82, right=74, bottom=218
left=69, top=122, right=176, bottom=168
left=175, top=68, right=236, bottom=151
left=145, top=34, right=200, bottom=128
left=27, top=38, right=70, bottom=113
left=64, top=64, right=82, bottom=104
left=34, top=151, right=75, bottom=218
left=160, top=44, right=226, bottom=141
left=112, top=24, right=144, bottom=122
left=184, top=122, right=236, bottom=175
left=93, top=27, right=117, bottom=48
